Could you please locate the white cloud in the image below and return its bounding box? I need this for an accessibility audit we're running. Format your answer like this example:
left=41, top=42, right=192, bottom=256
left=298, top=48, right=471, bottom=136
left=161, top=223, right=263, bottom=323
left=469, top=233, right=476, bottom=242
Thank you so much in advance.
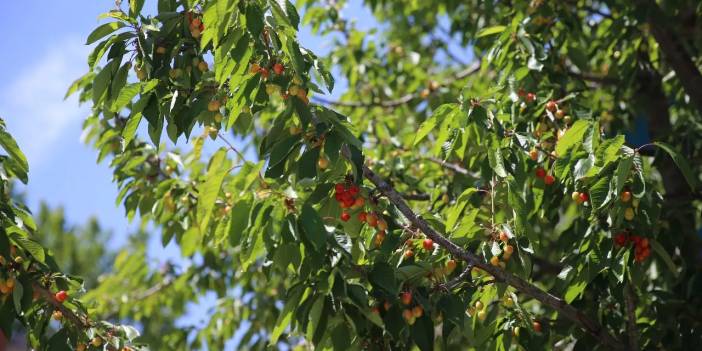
left=0, top=37, right=90, bottom=169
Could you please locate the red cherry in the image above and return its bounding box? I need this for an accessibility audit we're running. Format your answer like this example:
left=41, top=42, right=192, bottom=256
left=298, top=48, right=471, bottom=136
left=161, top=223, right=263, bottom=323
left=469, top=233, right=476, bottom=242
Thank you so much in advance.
left=343, top=198, right=355, bottom=208
left=340, top=212, right=351, bottom=222
left=273, top=63, right=284, bottom=75
left=579, top=192, right=589, bottom=203
left=349, top=185, right=360, bottom=196
left=545, top=100, right=557, bottom=112
left=401, top=291, right=412, bottom=305
left=358, top=212, right=367, bottom=222
left=335, top=183, right=345, bottom=193
left=423, top=238, right=434, bottom=251
left=535, top=167, right=546, bottom=178
left=55, top=290, right=68, bottom=303
left=544, top=174, right=555, bottom=185
left=526, top=92, right=536, bottom=103
left=403, top=249, right=414, bottom=259
left=614, top=233, right=628, bottom=247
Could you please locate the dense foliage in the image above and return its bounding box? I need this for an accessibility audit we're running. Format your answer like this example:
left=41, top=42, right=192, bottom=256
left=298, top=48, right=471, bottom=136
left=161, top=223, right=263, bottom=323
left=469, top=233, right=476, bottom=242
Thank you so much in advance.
left=2, top=0, right=702, bottom=350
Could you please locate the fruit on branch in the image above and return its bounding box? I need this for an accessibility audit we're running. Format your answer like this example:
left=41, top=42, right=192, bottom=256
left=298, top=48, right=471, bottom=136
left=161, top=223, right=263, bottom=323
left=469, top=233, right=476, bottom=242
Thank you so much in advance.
left=546, top=100, right=558, bottom=112
left=474, top=301, right=483, bottom=310
left=374, top=231, right=386, bottom=247
left=404, top=249, right=414, bottom=259
left=273, top=63, right=284, bottom=75
left=526, top=92, right=536, bottom=103
left=533, top=321, right=542, bottom=333
left=423, top=238, right=434, bottom=251
left=198, top=61, right=209, bottom=72
left=529, top=149, right=538, bottom=161
left=624, top=207, right=637, bottom=221
left=207, top=127, right=219, bottom=139
left=477, top=310, right=487, bottom=321
left=555, top=109, right=566, bottom=119
left=134, top=66, right=146, bottom=81
left=499, top=231, right=509, bottom=242
left=250, top=63, right=261, bottom=74
left=490, top=256, right=500, bottom=266
left=55, top=290, right=68, bottom=303
left=579, top=192, right=589, bottom=203
left=51, top=310, right=63, bottom=320
left=76, top=343, right=86, bottom=351
left=412, top=305, right=424, bottom=318
left=340, top=211, right=351, bottom=222
left=504, top=245, right=514, bottom=258
left=383, top=301, right=391, bottom=311
left=403, top=309, right=415, bottom=324
left=504, top=297, right=514, bottom=307
left=614, top=232, right=628, bottom=247
left=512, top=327, right=521, bottom=337
left=535, top=167, right=546, bottom=178
left=401, top=291, right=412, bottom=305
left=317, top=156, right=329, bottom=169
left=544, top=174, right=555, bottom=185
left=357, top=211, right=367, bottom=222
left=420, top=89, right=431, bottom=99
left=446, top=259, right=457, bottom=273
left=207, top=99, right=221, bottom=112
left=563, top=115, right=572, bottom=125
left=571, top=191, right=581, bottom=202
left=621, top=190, right=632, bottom=203
left=156, top=46, right=166, bottom=54
left=91, top=337, right=103, bottom=347
left=213, top=113, right=223, bottom=123
left=367, top=213, right=378, bottom=227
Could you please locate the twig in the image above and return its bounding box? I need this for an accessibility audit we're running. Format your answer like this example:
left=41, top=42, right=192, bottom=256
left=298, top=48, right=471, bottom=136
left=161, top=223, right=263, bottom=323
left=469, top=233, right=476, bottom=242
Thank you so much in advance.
left=34, top=283, right=91, bottom=329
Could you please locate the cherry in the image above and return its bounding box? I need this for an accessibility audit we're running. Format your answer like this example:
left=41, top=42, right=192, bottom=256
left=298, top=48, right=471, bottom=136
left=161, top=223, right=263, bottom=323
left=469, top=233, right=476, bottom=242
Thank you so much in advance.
left=529, top=149, right=538, bottom=161
left=412, top=305, right=424, bottom=318
left=535, top=167, right=546, bottom=178
left=348, top=185, right=360, bottom=196
left=273, top=63, right=285, bottom=75
left=490, top=256, right=500, bottom=266
left=555, top=109, right=565, bottom=119
left=624, top=207, right=634, bottom=221
left=475, top=301, right=484, bottom=310
left=52, top=310, right=63, bottom=321
left=544, top=174, right=555, bottom=185
left=526, top=92, right=536, bottom=103
left=371, top=306, right=380, bottom=315
left=91, top=338, right=103, bottom=347
left=577, top=192, right=589, bottom=204
left=477, top=310, right=487, bottom=321
left=571, top=191, right=581, bottom=202
left=317, top=157, right=329, bottom=169
left=357, top=211, right=367, bottom=222
left=198, top=61, right=209, bottom=72
left=335, top=183, right=345, bottom=193
left=446, top=259, right=457, bottom=273
left=55, top=290, right=68, bottom=303
left=250, top=63, right=261, bottom=74
left=156, top=46, right=167, bottom=54
left=499, top=231, right=509, bottom=242
left=513, top=327, right=521, bottom=337
left=367, top=213, right=378, bottom=227
left=401, top=291, right=412, bottom=305
left=504, top=245, right=514, bottom=255
left=377, top=219, right=388, bottom=231
left=404, top=249, right=414, bottom=259
left=402, top=309, right=415, bottom=324
left=259, top=67, right=269, bottom=79
left=533, top=321, right=542, bottom=333
left=384, top=301, right=391, bottom=311
left=340, top=212, right=351, bottom=222
left=621, top=191, right=632, bottom=203
left=422, top=238, right=434, bottom=251
left=504, top=297, right=514, bottom=307
left=545, top=100, right=557, bottom=112
left=614, top=232, right=628, bottom=247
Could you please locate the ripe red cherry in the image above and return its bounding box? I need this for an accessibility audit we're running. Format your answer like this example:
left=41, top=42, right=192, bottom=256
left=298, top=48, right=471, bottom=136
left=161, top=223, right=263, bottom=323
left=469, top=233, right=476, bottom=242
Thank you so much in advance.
left=423, top=238, right=434, bottom=251
left=579, top=192, right=589, bottom=203
left=544, top=174, right=555, bottom=185
left=545, top=100, right=557, bottom=112
left=526, top=92, right=536, bottom=103
left=348, top=185, right=360, bottom=196
left=535, top=167, right=546, bottom=178
left=335, top=183, right=345, bottom=193
left=533, top=321, right=542, bottom=333
left=55, top=290, right=68, bottom=303
left=340, top=212, right=351, bottom=222
left=403, top=249, right=414, bottom=259
left=273, top=63, right=284, bottom=75
left=358, top=211, right=367, bottom=222
left=401, top=291, right=412, bottom=305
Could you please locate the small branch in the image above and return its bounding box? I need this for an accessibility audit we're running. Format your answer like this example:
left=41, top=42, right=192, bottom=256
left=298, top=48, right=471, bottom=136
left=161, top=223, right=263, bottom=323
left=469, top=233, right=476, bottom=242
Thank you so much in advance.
left=358, top=160, right=626, bottom=350
left=425, top=156, right=470, bottom=175
left=624, top=283, right=640, bottom=351
left=402, top=193, right=431, bottom=201
left=34, top=283, right=91, bottom=329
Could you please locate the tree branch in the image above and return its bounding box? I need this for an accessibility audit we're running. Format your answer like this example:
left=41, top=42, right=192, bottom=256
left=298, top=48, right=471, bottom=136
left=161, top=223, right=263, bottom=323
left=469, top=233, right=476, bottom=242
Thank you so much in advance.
left=33, top=283, right=91, bottom=329
left=360, top=163, right=626, bottom=350
left=637, top=0, right=702, bottom=114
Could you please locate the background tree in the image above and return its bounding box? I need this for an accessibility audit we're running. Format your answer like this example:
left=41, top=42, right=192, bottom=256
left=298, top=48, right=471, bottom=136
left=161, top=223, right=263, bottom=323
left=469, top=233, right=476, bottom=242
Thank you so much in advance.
left=2, top=0, right=702, bottom=350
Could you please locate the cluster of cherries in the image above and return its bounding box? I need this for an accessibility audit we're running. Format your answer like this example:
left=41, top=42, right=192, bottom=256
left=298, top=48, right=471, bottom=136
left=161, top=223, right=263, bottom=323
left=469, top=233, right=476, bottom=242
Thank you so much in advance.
left=614, top=232, right=651, bottom=262
left=534, top=165, right=556, bottom=185
left=490, top=231, right=514, bottom=268
left=186, top=12, right=205, bottom=38
left=334, top=183, right=388, bottom=246
left=517, top=89, right=537, bottom=103
left=250, top=62, right=310, bottom=105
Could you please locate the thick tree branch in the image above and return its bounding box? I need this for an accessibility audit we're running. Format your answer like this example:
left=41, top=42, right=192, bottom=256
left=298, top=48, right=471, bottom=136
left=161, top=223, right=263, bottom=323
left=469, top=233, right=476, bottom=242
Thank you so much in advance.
left=313, top=62, right=481, bottom=108
left=361, top=164, right=626, bottom=350
left=637, top=0, right=702, bottom=114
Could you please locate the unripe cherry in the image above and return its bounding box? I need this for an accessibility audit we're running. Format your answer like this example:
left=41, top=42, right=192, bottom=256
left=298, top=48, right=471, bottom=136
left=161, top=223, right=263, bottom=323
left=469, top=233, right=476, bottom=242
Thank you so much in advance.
left=404, top=249, right=414, bottom=259
left=401, top=291, right=412, bottom=305
left=621, top=191, right=632, bottom=203
left=367, top=213, right=378, bottom=227
left=402, top=309, right=414, bottom=323
left=412, top=305, right=424, bottom=318
left=571, top=191, right=581, bottom=201
left=273, top=63, right=285, bottom=75
left=499, top=231, right=509, bottom=242
left=504, top=245, right=514, bottom=255
left=490, top=256, right=500, bottom=266
left=446, top=259, right=457, bottom=273
left=317, top=157, right=329, bottom=169
left=207, top=99, right=221, bottom=112
left=475, top=301, right=484, bottom=310
left=545, top=100, right=557, bottom=112
left=477, top=310, right=487, bottom=321
left=624, top=207, right=635, bottom=221
left=533, top=321, right=542, bottom=333
left=529, top=149, right=538, bottom=161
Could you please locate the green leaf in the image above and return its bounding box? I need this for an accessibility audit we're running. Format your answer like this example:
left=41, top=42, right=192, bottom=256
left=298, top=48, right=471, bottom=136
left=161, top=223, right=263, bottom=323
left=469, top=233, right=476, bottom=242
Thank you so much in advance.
left=271, top=285, right=305, bottom=343
left=12, top=281, right=23, bottom=315
left=564, top=278, right=587, bottom=303
left=245, top=3, right=264, bottom=37
left=613, top=155, right=633, bottom=196
left=298, top=204, right=327, bottom=252
left=111, top=82, right=142, bottom=112
left=180, top=228, right=199, bottom=257
left=122, top=113, right=142, bottom=146
left=588, top=176, right=610, bottom=210
left=196, top=148, right=230, bottom=234
left=413, top=103, right=457, bottom=146
left=654, top=142, right=698, bottom=190
left=555, top=120, right=590, bottom=157
left=410, top=315, right=434, bottom=351
left=368, top=262, right=397, bottom=294
left=86, top=22, right=126, bottom=45
left=488, top=135, right=507, bottom=177
left=228, top=199, right=252, bottom=247
left=476, top=25, right=507, bottom=38
left=0, top=127, right=29, bottom=183
left=650, top=240, right=678, bottom=277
